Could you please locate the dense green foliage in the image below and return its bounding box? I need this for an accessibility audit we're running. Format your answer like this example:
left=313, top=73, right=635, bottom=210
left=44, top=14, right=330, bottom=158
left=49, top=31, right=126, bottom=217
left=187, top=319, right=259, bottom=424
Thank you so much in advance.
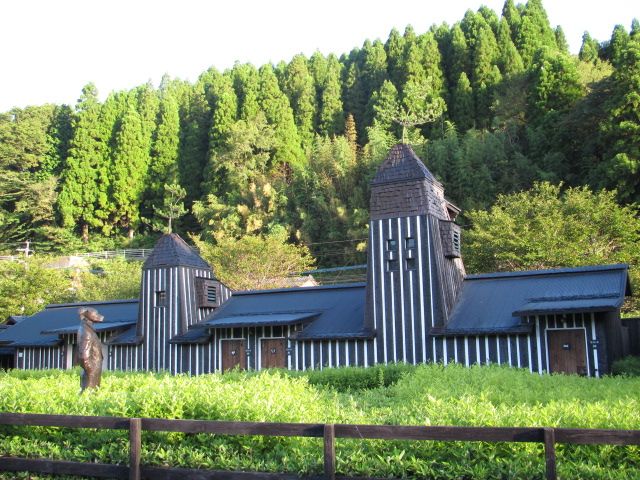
left=0, top=365, right=639, bottom=478
left=1, top=1, right=638, bottom=274
left=464, top=182, right=640, bottom=313
left=612, top=356, right=640, bottom=377
left=0, top=257, right=141, bottom=320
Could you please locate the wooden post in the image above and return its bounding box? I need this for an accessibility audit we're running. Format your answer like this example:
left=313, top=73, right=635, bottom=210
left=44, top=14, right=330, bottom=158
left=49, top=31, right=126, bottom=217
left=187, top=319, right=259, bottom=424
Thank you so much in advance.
left=323, top=423, right=335, bottom=480
left=129, top=418, right=142, bottom=480
left=544, top=427, right=557, bottom=480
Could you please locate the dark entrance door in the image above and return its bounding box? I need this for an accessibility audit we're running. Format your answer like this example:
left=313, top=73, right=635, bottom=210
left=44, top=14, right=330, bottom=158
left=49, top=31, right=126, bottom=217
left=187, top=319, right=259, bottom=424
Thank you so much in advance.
left=221, top=339, right=247, bottom=372
left=547, top=329, right=588, bottom=375
left=260, top=338, right=286, bottom=369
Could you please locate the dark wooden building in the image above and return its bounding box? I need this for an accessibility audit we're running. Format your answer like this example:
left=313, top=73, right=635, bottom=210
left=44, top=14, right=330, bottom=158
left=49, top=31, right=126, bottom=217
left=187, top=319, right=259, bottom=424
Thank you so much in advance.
left=0, top=144, right=632, bottom=376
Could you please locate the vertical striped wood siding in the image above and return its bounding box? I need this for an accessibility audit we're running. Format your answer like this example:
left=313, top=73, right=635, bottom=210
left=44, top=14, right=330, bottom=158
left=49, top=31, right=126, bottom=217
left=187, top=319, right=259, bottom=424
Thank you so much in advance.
left=16, top=311, right=604, bottom=376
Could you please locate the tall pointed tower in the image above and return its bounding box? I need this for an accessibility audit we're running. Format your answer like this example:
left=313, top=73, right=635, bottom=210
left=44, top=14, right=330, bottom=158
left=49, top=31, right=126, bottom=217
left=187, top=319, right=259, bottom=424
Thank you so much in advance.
left=135, top=233, right=231, bottom=372
left=365, top=144, right=465, bottom=365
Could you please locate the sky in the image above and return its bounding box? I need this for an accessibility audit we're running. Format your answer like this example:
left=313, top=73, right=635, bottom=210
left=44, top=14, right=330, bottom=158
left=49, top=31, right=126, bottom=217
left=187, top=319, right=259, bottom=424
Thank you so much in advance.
left=0, top=0, right=637, bottom=112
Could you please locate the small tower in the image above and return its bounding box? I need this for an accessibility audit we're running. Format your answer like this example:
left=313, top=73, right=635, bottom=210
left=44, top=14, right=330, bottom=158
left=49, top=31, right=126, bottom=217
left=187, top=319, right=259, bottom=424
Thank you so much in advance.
left=135, top=233, right=231, bottom=372
left=365, top=144, right=465, bottom=365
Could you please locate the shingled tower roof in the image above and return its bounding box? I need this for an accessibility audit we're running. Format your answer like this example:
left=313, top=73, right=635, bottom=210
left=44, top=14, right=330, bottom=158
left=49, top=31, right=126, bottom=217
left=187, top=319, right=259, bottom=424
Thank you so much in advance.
left=371, top=143, right=439, bottom=186
left=143, top=233, right=211, bottom=270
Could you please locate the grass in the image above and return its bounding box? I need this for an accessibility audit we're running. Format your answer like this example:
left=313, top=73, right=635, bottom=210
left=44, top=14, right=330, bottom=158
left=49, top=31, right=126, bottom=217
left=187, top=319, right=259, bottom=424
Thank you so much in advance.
left=0, top=364, right=639, bottom=479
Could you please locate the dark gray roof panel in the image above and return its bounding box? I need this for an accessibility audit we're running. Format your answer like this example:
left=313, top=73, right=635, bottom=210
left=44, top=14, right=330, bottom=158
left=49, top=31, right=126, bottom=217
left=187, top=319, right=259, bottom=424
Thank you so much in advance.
left=42, top=320, right=136, bottom=335
left=200, top=283, right=370, bottom=341
left=143, top=233, right=211, bottom=270
left=106, top=325, right=142, bottom=345
left=0, top=300, right=139, bottom=347
left=371, top=144, right=438, bottom=186
left=513, top=295, right=622, bottom=316
left=169, top=325, right=211, bottom=344
left=443, top=264, right=629, bottom=335
left=204, top=312, right=319, bottom=329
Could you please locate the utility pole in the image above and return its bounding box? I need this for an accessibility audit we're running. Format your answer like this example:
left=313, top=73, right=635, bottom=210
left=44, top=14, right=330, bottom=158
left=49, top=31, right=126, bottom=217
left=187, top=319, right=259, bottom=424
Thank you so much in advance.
left=16, top=240, right=34, bottom=258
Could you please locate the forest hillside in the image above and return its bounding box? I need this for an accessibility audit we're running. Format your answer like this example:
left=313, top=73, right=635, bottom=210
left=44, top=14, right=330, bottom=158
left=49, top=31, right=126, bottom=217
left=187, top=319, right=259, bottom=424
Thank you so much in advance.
left=1, top=0, right=639, bottom=270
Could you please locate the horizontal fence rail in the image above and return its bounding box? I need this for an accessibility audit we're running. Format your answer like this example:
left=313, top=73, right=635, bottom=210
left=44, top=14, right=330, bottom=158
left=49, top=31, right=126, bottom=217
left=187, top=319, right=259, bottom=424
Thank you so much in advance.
left=0, top=413, right=639, bottom=480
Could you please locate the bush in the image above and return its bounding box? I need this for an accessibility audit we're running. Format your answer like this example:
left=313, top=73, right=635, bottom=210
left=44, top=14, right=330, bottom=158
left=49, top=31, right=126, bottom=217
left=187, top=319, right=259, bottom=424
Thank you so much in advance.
left=0, top=365, right=639, bottom=479
left=612, top=356, right=640, bottom=376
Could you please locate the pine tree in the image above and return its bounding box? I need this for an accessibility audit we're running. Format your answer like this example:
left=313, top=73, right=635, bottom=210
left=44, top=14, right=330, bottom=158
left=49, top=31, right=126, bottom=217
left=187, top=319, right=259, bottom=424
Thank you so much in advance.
left=57, top=84, right=106, bottom=241
left=554, top=26, right=569, bottom=53
left=447, top=24, right=470, bottom=91
left=282, top=54, right=317, bottom=150
left=516, top=0, right=557, bottom=66
left=471, top=23, right=502, bottom=127
left=368, top=80, right=400, bottom=135
left=345, top=113, right=357, bottom=157
left=385, top=28, right=406, bottom=89
left=178, top=84, right=211, bottom=208
left=607, top=25, right=630, bottom=67
left=501, top=0, right=521, bottom=42
left=579, top=32, right=600, bottom=63
left=231, top=63, right=261, bottom=120
left=110, top=104, right=147, bottom=237
left=319, top=56, right=345, bottom=136
left=258, top=64, right=305, bottom=170
left=451, top=72, right=475, bottom=131
left=497, top=18, right=524, bottom=75
left=147, top=91, right=180, bottom=220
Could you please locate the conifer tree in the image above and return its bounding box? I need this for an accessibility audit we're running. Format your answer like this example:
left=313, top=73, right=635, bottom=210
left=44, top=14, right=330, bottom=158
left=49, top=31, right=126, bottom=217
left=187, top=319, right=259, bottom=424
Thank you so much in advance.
left=258, top=64, right=304, bottom=170
left=57, top=83, right=106, bottom=241
left=471, top=24, right=502, bottom=127
left=579, top=32, right=601, bottom=63
left=110, top=104, right=147, bottom=237
left=207, top=71, right=238, bottom=151
left=178, top=85, right=210, bottom=207
left=319, top=57, right=345, bottom=136
left=282, top=54, right=316, bottom=150
left=554, top=26, right=569, bottom=53
left=147, top=91, right=180, bottom=220
left=501, top=0, right=521, bottom=42
left=447, top=24, right=470, bottom=91
left=368, top=80, right=400, bottom=134
left=497, top=18, right=524, bottom=75
left=516, top=0, right=557, bottom=66
left=231, top=63, right=261, bottom=120
left=451, top=72, right=475, bottom=131
left=607, top=25, right=630, bottom=67
left=385, top=28, right=406, bottom=89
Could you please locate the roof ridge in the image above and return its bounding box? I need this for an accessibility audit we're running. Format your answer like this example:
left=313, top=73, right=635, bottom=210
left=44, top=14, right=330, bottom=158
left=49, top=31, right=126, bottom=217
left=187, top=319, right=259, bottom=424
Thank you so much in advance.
left=466, top=264, right=628, bottom=280
left=233, top=282, right=366, bottom=296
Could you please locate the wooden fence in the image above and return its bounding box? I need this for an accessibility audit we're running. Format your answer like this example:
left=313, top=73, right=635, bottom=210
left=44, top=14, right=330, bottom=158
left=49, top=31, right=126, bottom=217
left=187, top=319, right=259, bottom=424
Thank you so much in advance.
left=0, top=412, right=639, bottom=480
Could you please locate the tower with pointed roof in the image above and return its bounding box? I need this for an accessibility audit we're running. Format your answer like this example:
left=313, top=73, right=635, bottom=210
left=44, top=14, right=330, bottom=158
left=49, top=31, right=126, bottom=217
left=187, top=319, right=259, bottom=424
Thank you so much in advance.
left=365, top=143, right=465, bottom=365
left=131, top=233, right=231, bottom=373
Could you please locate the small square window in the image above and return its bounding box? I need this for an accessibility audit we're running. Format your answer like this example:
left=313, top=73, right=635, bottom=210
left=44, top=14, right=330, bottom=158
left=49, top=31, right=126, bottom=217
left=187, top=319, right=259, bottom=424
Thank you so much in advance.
left=386, top=239, right=397, bottom=250
left=405, top=237, right=416, bottom=249
left=406, top=258, right=416, bottom=270
left=155, top=291, right=167, bottom=307
left=387, top=259, right=399, bottom=272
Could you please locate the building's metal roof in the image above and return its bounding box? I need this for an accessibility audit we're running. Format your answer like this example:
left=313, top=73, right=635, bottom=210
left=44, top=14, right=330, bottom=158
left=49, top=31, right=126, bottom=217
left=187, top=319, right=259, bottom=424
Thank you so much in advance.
left=0, top=300, right=139, bottom=347
left=203, top=312, right=319, bottom=329
left=197, top=283, right=371, bottom=341
left=142, top=233, right=211, bottom=270
left=440, top=264, right=630, bottom=336
left=42, top=320, right=136, bottom=335
left=168, top=325, right=211, bottom=345
left=371, top=143, right=439, bottom=186
left=0, top=347, right=14, bottom=355
left=106, top=325, right=142, bottom=345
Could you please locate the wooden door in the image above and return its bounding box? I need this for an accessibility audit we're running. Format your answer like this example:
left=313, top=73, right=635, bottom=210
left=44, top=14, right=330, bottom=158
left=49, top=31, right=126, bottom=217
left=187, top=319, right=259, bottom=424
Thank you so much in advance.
left=260, top=338, right=286, bottom=370
left=221, top=339, right=247, bottom=372
left=547, top=329, right=588, bottom=375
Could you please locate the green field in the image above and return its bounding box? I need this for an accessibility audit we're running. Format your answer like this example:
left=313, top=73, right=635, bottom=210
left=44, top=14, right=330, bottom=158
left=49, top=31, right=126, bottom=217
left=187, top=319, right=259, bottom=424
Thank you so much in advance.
left=0, top=364, right=639, bottom=479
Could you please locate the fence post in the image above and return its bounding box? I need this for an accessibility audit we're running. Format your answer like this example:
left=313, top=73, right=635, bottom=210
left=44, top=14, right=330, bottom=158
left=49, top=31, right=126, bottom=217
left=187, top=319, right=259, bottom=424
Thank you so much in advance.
left=544, top=427, right=557, bottom=480
left=323, top=423, right=335, bottom=480
left=129, top=418, right=142, bottom=480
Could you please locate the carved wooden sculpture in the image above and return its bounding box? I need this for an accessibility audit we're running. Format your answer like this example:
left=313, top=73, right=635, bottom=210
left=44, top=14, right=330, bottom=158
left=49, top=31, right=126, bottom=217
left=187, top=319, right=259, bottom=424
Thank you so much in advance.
left=77, top=307, right=104, bottom=392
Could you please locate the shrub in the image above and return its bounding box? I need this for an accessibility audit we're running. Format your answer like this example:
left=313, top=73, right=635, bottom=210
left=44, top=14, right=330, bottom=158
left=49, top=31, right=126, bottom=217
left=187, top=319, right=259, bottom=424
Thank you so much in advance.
left=611, top=356, right=640, bottom=376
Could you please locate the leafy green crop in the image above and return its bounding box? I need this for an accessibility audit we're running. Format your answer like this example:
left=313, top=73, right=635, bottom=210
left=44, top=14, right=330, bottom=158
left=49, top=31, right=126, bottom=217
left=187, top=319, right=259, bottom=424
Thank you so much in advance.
left=0, top=364, right=639, bottom=479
